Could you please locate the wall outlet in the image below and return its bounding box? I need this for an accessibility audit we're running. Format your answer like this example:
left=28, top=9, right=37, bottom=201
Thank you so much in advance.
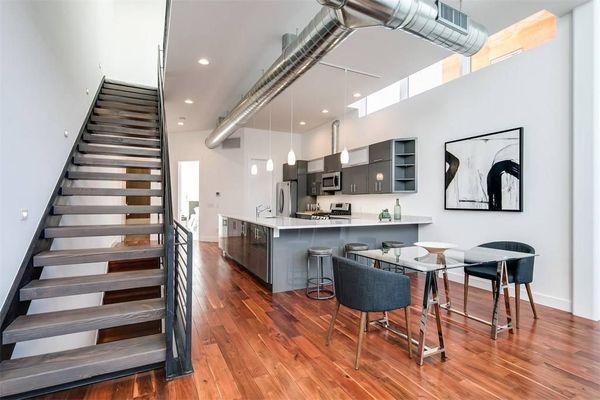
left=20, top=209, right=28, bottom=220
left=64, top=129, right=69, bottom=137
left=86, top=88, right=90, bottom=95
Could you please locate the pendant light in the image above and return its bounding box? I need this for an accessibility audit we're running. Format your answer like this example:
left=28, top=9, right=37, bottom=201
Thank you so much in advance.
left=340, top=68, right=350, bottom=164
left=287, top=89, right=296, bottom=166
left=266, top=105, right=274, bottom=171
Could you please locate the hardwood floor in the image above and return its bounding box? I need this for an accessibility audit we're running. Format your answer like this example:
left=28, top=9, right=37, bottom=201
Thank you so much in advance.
left=38, top=242, right=600, bottom=399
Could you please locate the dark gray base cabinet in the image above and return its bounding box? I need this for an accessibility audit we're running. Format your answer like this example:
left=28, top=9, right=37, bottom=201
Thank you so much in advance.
left=220, top=217, right=271, bottom=284
left=342, top=164, right=368, bottom=194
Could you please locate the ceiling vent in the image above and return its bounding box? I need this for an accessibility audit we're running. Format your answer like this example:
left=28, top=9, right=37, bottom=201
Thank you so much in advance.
left=436, top=1, right=469, bottom=35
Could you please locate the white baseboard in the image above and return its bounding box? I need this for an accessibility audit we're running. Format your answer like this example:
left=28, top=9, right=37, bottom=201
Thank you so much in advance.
left=444, top=270, right=572, bottom=312
left=199, top=235, right=218, bottom=243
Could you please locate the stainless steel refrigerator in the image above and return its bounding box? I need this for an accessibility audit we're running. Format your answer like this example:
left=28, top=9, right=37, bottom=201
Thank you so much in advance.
left=276, top=181, right=297, bottom=217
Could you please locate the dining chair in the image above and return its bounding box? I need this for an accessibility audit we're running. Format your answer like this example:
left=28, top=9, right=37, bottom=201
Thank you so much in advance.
left=326, top=256, right=412, bottom=369
left=463, top=241, right=537, bottom=328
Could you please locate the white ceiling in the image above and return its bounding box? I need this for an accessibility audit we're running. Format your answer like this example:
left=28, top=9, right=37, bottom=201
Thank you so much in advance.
left=164, top=0, right=585, bottom=135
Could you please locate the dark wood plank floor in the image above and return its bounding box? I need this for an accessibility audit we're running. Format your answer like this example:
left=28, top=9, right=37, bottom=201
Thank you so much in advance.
left=39, top=242, right=600, bottom=399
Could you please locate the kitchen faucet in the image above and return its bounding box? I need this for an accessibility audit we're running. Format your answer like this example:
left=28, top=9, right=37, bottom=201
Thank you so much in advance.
left=255, top=204, right=271, bottom=218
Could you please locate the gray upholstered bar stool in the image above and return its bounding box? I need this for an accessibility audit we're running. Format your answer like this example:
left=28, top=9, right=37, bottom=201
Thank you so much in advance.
left=382, top=240, right=404, bottom=249
left=380, top=241, right=405, bottom=273
left=344, top=243, right=369, bottom=263
left=307, top=247, right=335, bottom=300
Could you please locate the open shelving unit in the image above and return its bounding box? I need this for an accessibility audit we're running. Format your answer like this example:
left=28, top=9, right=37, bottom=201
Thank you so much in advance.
left=393, top=138, right=417, bottom=192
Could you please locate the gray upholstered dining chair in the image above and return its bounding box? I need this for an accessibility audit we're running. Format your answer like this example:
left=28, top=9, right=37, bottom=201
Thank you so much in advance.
left=326, top=256, right=412, bottom=369
left=463, top=241, right=537, bottom=328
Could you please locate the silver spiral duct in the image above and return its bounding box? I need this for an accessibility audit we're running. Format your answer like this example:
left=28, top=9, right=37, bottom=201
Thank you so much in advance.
left=332, top=120, right=340, bottom=154
left=205, top=0, right=487, bottom=148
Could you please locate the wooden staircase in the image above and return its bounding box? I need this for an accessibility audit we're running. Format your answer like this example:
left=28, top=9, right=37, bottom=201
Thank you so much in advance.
left=0, top=79, right=177, bottom=398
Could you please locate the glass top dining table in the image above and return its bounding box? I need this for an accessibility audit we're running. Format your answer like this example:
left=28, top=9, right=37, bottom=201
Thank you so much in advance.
left=348, top=245, right=538, bottom=365
left=350, top=246, right=536, bottom=272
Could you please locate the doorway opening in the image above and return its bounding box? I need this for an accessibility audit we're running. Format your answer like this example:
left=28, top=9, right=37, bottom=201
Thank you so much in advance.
left=178, top=160, right=200, bottom=239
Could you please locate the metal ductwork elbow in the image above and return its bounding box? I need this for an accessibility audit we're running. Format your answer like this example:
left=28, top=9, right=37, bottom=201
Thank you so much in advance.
left=332, top=120, right=340, bottom=154
left=204, top=0, right=487, bottom=149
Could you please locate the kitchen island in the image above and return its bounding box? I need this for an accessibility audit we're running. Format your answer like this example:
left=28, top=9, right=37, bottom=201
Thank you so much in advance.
left=218, top=214, right=432, bottom=293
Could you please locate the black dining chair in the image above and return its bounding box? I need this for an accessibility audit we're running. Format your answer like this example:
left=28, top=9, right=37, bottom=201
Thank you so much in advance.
left=463, top=241, right=537, bottom=328
left=326, top=256, right=412, bottom=369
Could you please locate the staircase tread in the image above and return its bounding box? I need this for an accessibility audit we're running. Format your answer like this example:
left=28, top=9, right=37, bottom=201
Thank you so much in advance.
left=20, top=270, right=165, bottom=300
left=96, top=100, right=157, bottom=113
left=83, top=133, right=161, bottom=148
left=3, top=298, right=165, bottom=344
left=87, top=123, right=159, bottom=137
left=101, top=88, right=158, bottom=101
left=0, top=333, right=165, bottom=396
left=66, top=171, right=162, bottom=181
left=104, top=79, right=158, bottom=91
left=34, top=244, right=164, bottom=267
left=103, top=82, right=158, bottom=95
left=78, top=143, right=160, bottom=157
left=99, top=94, right=157, bottom=106
left=53, top=205, right=163, bottom=215
left=60, top=187, right=162, bottom=196
left=73, top=155, right=162, bottom=169
left=90, top=115, right=158, bottom=128
left=44, top=223, right=163, bottom=238
left=94, top=108, right=158, bottom=120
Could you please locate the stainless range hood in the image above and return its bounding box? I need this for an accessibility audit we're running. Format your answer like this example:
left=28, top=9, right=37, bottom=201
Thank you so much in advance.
left=205, top=0, right=488, bottom=149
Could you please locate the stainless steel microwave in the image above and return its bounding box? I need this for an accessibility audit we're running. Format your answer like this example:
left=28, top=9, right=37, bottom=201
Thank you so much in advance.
left=321, top=172, right=341, bottom=191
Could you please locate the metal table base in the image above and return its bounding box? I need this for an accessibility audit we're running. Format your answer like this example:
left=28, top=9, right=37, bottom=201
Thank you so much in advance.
left=438, top=260, right=514, bottom=339
left=367, top=270, right=447, bottom=366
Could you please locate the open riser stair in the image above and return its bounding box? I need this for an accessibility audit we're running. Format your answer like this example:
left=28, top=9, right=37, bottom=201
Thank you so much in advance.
left=0, top=76, right=192, bottom=398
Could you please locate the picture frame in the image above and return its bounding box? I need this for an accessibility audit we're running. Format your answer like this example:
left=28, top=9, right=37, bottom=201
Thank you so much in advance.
left=444, top=127, right=523, bottom=212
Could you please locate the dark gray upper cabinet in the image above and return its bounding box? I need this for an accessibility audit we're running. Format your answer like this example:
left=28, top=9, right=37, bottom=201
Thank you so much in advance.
left=282, top=160, right=308, bottom=181
left=342, top=165, right=368, bottom=195
left=324, top=153, right=342, bottom=173
left=307, top=172, right=322, bottom=196
left=369, top=140, right=393, bottom=163
left=368, top=160, right=392, bottom=194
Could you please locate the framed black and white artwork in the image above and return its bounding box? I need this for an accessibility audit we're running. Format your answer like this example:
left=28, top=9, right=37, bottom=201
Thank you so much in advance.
left=445, top=127, right=523, bottom=212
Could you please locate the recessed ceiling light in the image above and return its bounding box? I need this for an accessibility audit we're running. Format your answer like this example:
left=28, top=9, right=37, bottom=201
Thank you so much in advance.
left=353, top=92, right=361, bottom=98
left=299, top=121, right=306, bottom=126
left=184, top=99, right=194, bottom=104
left=321, top=109, right=329, bottom=114
left=198, top=58, right=210, bottom=65
left=177, top=121, right=184, bottom=126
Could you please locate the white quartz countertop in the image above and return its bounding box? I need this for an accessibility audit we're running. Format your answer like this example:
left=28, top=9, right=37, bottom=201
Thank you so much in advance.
left=219, top=213, right=433, bottom=230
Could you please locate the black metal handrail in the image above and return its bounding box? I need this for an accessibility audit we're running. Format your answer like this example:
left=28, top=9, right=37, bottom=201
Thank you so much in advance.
left=158, top=46, right=193, bottom=378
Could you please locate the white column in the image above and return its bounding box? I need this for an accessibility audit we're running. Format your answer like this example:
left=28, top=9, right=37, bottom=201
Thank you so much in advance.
left=572, top=0, right=600, bottom=320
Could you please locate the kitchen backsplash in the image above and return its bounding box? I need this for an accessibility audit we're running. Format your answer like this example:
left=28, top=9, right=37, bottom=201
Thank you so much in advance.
left=315, top=193, right=417, bottom=216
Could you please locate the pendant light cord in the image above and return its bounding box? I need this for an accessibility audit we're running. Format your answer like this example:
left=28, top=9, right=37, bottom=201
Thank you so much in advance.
left=269, top=104, right=272, bottom=156
left=290, top=89, right=293, bottom=148
left=343, top=68, right=347, bottom=130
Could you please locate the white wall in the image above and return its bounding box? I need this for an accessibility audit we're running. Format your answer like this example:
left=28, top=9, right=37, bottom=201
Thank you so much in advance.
left=168, top=128, right=302, bottom=241
left=0, top=0, right=165, bottom=355
left=302, top=15, right=573, bottom=311
left=572, top=0, right=600, bottom=320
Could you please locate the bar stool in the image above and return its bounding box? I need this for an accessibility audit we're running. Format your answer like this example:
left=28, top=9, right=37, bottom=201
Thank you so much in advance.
left=380, top=240, right=405, bottom=273
left=307, top=247, right=335, bottom=300
left=344, top=243, right=369, bottom=263
left=382, top=240, right=404, bottom=249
